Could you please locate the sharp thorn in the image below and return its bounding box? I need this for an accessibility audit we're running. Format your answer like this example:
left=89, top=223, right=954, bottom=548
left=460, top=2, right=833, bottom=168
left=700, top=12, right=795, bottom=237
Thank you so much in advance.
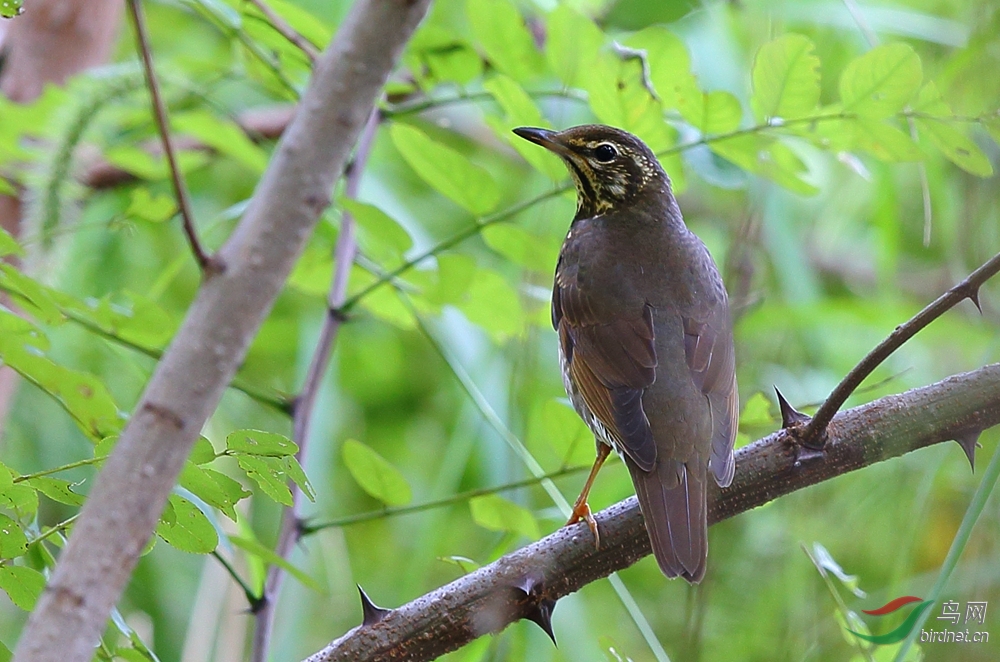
left=513, top=572, right=557, bottom=646
left=953, top=431, right=982, bottom=472
left=969, top=289, right=983, bottom=314
left=357, top=584, right=391, bottom=626
left=524, top=598, right=557, bottom=645
left=774, top=386, right=810, bottom=429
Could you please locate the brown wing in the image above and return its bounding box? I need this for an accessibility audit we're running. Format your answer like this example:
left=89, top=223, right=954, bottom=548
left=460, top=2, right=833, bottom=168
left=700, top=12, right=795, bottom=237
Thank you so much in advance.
left=553, top=260, right=658, bottom=471
left=683, top=298, right=738, bottom=487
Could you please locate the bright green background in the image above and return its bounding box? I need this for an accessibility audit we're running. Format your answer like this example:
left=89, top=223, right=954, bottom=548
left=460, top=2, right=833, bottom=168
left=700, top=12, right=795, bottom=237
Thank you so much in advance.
left=1, top=0, right=999, bottom=660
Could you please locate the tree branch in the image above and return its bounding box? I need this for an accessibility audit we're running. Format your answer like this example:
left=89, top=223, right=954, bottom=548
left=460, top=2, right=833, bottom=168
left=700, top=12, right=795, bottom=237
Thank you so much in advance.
left=11, top=1, right=431, bottom=660
left=800, top=249, right=1000, bottom=447
left=126, top=0, right=212, bottom=272
left=306, top=363, right=1000, bottom=662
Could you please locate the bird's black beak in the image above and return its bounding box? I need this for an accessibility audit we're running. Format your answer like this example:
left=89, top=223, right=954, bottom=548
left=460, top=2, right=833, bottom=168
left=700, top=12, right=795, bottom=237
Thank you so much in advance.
left=512, top=127, right=571, bottom=156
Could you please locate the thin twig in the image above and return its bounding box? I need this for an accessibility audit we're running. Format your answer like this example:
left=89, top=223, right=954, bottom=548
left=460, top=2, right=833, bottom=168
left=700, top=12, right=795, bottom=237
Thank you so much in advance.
left=301, top=465, right=591, bottom=534
left=186, top=0, right=300, bottom=97
left=126, top=0, right=214, bottom=272
left=249, top=109, right=381, bottom=662
left=52, top=303, right=292, bottom=414
left=381, top=88, right=587, bottom=117
left=246, top=0, right=320, bottom=63
left=800, top=249, right=1000, bottom=447
left=212, top=550, right=260, bottom=607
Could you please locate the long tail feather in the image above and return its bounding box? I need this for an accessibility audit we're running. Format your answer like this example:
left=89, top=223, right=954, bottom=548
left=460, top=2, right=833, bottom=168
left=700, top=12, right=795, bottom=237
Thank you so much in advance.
left=627, top=459, right=708, bottom=583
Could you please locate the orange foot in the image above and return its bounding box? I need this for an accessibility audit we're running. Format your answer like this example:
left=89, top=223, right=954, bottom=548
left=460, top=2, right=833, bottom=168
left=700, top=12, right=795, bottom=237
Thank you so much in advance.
left=566, top=500, right=600, bottom=550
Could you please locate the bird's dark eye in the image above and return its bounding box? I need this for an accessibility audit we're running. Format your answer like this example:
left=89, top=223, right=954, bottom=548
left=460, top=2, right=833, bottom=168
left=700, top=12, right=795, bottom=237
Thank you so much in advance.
left=593, top=143, right=618, bottom=163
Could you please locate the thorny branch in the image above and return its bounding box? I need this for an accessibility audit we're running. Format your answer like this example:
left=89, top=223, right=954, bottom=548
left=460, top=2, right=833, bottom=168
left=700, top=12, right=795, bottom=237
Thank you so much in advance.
left=306, top=363, right=1000, bottom=662
left=799, top=249, right=1000, bottom=448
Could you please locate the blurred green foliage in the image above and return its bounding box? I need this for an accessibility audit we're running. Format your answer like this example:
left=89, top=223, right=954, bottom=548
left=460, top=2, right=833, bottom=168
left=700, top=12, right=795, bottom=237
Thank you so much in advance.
left=1, top=0, right=1000, bottom=660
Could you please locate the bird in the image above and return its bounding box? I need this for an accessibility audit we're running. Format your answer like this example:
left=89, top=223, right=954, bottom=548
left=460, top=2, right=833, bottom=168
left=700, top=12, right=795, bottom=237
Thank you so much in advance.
left=512, top=124, right=738, bottom=582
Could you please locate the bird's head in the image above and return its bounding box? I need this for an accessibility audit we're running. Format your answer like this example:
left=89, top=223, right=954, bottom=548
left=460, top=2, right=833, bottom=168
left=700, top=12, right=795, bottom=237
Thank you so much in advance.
left=513, top=124, right=669, bottom=218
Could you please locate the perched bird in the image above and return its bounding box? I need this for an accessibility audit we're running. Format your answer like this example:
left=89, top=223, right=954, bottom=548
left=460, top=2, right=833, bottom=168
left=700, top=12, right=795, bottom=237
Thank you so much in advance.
left=513, top=125, right=738, bottom=582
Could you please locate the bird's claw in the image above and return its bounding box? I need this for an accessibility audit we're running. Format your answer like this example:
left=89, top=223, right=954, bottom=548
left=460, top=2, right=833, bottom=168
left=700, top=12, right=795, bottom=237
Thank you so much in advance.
left=566, top=502, right=601, bottom=550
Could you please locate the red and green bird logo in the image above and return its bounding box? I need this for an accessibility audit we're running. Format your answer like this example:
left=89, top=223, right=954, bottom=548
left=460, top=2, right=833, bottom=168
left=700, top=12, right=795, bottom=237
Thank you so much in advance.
left=849, top=596, right=933, bottom=645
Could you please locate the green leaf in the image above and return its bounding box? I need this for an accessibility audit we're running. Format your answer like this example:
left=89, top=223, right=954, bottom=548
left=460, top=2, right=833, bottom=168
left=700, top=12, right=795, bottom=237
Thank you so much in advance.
left=0, top=639, right=10, bottom=662
left=466, top=0, right=544, bottom=82
left=284, top=455, right=315, bottom=502
left=481, top=223, right=560, bottom=273
left=156, top=494, right=219, bottom=554
left=711, top=135, right=818, bottom=195
left=545, top=5, right=604, bottom=88
left=457, top=268, right=524, bottom=340
left=483, top=75, right=564, bottom=180
left=852, top=119, right=923, bottom=161
left=190, top=436, right=217, bottom=464
left=983, top=117, right=1000, bottom=147
left=408, top=26, right=483, bottom=86
left=341, top=199, right=413, bottom=266
left=116, top=648, right=153, bottom=662
left=0, top=513, right=27, bottom=559
left=22, top=477, right=85, bottom=507
left=173, top=110, right=269, bottom=175
left=342, top=439, right=412, bottom=507
left=913, top=84, right=992, bottom=176
left=0, top=565, right=45, bottom=610
left=0, top=227, right=24, bottom=258
left=0, top=463, right=38, bottom=519
left=226, top=429, right=298, bottom=457
left=469, top=494, right=539, bottom=539
left=679, top=90, right=743, bottom=135
left=179, top=462, right=249, bottom=521
left=229, top=534, right=321, bottom=591
left=751, top=34, right=821, bottom=121
left=0, top=0, right=24, bottom=19
left=125, top=188, right=176, bottom=224
left=0, top=310, right=123, bottom=441
left=0, top=264, right=61, bottom=324
left=390, top=123, right=499, bottom=215
left=236, top=454, right=293, bottom=506
left=916, top=118, right=993, bottom=176
left=584, top=52, right=675, bottom=151
left=839, top=43, right=922, bottom=119
left=42, top=288, right=177, bottom=353
left=624, top=27, right=693, bottom=112
left=581, top=53, right=680, bottom=185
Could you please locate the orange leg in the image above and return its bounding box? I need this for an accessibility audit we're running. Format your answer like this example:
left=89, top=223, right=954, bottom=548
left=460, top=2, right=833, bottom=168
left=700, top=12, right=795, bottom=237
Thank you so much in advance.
left=566, top=443, right=611, bottom=549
